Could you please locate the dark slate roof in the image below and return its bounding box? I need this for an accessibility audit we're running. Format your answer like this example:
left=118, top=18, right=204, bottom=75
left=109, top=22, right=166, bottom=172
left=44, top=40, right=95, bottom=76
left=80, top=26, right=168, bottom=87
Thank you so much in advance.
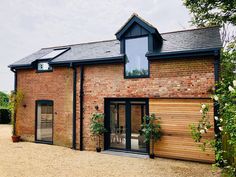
left=9, top=26, right=222, bottom=68
left=159, top=26, right=222, bottom=53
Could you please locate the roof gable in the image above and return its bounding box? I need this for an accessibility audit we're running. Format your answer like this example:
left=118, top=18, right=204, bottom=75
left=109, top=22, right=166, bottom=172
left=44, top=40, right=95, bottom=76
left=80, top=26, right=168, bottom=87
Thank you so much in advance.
left=115, top=14, right=162, bottom=40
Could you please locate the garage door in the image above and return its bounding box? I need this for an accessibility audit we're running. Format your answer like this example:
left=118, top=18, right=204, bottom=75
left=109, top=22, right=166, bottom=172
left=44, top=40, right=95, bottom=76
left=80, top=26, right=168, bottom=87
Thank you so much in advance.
left=149, top=98, right=215, bottom=163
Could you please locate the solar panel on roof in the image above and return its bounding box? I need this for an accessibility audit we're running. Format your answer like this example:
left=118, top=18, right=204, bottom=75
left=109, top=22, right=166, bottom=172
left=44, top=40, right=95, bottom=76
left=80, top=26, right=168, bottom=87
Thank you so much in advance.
left=40, top=48, right=68, bottom=59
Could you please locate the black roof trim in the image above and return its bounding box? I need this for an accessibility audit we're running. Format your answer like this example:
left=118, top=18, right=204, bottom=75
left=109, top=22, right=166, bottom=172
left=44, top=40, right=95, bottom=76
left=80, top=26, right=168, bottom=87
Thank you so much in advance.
left=147, top=48, right=221, bottom=60
left=115, top=13, right=162, bottom=40
left=49, top=55, right=125, bottom=66
left=9, top=64, right=33, bottom=70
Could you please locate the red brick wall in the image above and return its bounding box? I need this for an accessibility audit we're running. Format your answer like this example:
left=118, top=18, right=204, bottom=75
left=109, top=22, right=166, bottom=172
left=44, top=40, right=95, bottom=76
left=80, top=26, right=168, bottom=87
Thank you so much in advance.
left=16, top=67, right=74, bottom=147
left=82, top=57, right=215, bottom=150
left=16, top=57, right=215, bottom=150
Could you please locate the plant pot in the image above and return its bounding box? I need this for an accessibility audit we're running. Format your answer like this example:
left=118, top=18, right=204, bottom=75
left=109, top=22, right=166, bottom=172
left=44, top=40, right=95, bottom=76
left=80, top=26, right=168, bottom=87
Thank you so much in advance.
left=149, top=153, right=155, bottom=159
left=11, top=135, right=21, bottom=143
left=96, top=147, right=101, bottom=152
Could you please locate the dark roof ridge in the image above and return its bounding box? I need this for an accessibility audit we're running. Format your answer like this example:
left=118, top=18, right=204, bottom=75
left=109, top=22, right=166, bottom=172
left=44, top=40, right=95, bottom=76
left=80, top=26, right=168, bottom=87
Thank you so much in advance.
left=161, top=26, right=220, bottom=35
left=42, top=39, right=118, bottom=50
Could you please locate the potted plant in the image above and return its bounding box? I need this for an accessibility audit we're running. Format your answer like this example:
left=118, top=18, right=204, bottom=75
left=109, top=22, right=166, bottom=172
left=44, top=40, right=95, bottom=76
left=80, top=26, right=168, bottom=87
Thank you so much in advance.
left=141, top=114, right=162, bottom=159
left=90, top=113, right=107, bottom=152
left=9, top=90, right=24, bottom=142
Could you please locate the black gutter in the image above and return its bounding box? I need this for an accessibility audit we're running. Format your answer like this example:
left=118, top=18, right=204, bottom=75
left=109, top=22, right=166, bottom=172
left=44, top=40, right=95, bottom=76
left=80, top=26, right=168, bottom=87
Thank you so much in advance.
left=79, top=65, right=84, bottom=151
left=72, top=65, right=77, bottom=149
left=147, top=48, right=221, bottom=60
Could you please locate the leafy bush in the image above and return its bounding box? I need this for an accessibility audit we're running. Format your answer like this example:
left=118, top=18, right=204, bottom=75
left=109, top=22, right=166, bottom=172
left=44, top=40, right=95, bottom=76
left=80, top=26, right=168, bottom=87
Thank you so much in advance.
left=90, top=113, right=106, bottom=149
left=9, top=91, right=24, bottom=135
left=141, top=114, right=162, bottom=155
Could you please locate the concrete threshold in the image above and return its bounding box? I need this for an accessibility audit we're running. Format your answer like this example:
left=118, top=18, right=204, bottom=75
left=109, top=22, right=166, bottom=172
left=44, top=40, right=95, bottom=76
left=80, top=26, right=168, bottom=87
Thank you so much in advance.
left=102, top=150, right=149, bottom=159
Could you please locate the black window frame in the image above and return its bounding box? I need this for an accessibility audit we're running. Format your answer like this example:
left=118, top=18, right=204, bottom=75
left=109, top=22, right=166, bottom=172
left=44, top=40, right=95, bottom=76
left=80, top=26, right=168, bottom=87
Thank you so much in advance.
left=104, top=98, right=150, bottom=154
left=35, top=100, right=54, bottom=144
left=36, top=59, right=53, bottom=73
left=123, top=35, right=150, bottom=79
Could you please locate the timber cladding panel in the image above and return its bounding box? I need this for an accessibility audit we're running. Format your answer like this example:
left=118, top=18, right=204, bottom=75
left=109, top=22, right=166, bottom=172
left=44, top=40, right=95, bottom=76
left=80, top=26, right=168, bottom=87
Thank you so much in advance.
left=149, top=98, right=215, bottom=163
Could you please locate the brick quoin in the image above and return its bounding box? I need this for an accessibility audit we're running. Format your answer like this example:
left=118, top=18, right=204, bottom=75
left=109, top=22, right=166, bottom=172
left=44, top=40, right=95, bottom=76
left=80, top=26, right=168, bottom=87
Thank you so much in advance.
left=16, top=56, right=215, bottom=150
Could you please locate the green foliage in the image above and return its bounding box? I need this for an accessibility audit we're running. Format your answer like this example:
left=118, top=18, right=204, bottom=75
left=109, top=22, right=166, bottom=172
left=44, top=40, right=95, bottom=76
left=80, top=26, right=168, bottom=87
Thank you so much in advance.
left=213, top=46, right=236, bottom=175
left=141, top=114, right=162, bottom=154
left=126, top=69, right=148, bottom=77
left=9, top=90, right=24, bottom=135
left=90, top=113, right=107, bottom=148
left=189, top=104, right=214, bottom=151
left=189, top=124, right=201, bottom=142
left=183, top=0, right=236, bottom=27
left=0, top=91, right=9, bottom=109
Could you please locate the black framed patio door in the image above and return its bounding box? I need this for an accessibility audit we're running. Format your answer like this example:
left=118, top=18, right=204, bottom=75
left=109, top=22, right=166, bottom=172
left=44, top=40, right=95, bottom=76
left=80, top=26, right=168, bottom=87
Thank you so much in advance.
left=35, top=100, right=53, bottom=144
left=105, top=98, right=148, bottom=153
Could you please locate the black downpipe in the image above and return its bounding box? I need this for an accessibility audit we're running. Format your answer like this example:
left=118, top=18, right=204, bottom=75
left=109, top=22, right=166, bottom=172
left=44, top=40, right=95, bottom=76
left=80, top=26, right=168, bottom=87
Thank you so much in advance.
left=79, top=65, right=84, bottom=151
left=72, top=66, right=77, bottom=149
left=214, top=51, right=220, bottom=136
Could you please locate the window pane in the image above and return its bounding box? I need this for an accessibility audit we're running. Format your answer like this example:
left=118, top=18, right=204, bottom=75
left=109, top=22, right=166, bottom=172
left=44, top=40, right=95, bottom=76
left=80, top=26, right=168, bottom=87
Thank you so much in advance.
left=125, top=37, right=148, bottom=77
left=37, top=102, right=53, bottom=142
left=131, top=103, right=146, bottom=151
left=37, top=62, right=52, bottom=71
left=110, top=101, right=126, bottom=149
left=40, top=49, right=67, bottom=59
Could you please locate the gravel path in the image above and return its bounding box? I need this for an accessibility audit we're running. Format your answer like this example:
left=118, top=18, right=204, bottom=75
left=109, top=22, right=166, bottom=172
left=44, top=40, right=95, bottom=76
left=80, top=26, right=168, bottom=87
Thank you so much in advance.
left=0, top=124, right=214, bottom=177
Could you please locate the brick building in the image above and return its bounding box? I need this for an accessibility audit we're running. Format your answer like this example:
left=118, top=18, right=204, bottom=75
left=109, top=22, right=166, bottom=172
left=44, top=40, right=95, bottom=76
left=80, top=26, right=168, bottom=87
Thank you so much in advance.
left=9, top=14, right=222, bottom=162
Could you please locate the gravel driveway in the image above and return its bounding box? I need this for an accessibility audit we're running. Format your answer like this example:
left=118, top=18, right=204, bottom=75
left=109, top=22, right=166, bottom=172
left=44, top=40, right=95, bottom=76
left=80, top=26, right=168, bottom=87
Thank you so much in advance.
left=0, top=124, right=214, bottom=177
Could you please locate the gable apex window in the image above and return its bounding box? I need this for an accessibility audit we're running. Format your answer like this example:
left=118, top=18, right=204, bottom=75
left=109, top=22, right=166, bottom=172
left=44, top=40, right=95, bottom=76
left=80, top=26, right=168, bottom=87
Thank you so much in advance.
left=37, top=61, right=52, bottom=72
left=125, top=37, right=148, bottom=77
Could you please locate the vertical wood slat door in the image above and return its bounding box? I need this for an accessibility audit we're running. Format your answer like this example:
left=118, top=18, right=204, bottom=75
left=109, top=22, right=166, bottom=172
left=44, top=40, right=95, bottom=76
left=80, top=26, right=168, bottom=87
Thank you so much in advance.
left=149, top=98, right=215, bottom=163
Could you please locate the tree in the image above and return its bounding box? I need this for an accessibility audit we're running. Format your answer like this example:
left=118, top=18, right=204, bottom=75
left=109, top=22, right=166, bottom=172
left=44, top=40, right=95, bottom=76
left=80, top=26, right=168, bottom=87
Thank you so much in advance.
left=183, top=0, right=236, bottom=46
left=0, top=91, right=9, bottom=109
left=183, top=0, right=236, bottom=27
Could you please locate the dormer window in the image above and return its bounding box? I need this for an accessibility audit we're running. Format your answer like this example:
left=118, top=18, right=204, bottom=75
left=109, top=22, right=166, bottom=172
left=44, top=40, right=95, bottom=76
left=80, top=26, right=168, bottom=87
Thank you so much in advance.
left=115, top=14, right=163, bottom=79
left=125, top=37, right=148, bottom=77
left=37, top=61, right=52, bottom=72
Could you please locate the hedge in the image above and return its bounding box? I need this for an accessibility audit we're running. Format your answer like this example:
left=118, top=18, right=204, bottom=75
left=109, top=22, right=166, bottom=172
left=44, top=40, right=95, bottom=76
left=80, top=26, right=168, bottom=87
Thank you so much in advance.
left=0, top=108, right=11, bottom=124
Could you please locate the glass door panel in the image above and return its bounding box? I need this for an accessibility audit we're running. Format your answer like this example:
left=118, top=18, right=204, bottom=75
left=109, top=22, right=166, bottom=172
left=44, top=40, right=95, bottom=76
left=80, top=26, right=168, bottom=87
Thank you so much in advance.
left=130, top=102, right=147, bottom=151
left=106, top=99, right=148, bottom=153
left=109, top=101, right=126, bottom=149
left=36, top=101, right=53, bottom=143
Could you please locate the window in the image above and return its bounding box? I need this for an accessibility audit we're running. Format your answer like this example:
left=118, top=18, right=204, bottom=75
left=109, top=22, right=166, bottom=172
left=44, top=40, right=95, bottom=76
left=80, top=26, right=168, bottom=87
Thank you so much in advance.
left=125, top=37, right=148, bottom=77
left=40, top=48, right=67, bottom=59
left=37, top=62, right=52, bottom=72
left=36, top=100, right=53, bottom=143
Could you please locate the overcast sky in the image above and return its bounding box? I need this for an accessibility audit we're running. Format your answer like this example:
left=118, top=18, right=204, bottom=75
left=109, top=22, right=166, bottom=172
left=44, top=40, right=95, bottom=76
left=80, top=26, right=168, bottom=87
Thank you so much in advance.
left=0, top=0, right=193, bottom=93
